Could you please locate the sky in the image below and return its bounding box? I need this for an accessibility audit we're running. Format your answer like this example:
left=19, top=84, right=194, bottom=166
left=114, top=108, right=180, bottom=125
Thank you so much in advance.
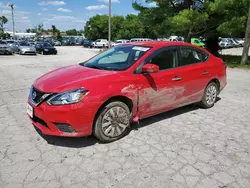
left=0, top=0, right=156, bottom=32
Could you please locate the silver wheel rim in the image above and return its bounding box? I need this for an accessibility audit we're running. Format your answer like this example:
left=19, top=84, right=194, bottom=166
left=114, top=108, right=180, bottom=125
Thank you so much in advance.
left=206, top=85, right=217, bottom=105
left=101, top=107, right=129, bottom=137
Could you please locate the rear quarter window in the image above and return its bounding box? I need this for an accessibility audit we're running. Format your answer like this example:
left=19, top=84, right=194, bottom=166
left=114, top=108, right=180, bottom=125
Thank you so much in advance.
left=179, top=47, right=209, bottom=66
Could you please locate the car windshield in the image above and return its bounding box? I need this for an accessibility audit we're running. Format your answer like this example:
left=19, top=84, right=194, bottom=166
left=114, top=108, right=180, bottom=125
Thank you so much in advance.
left=0, top=41, right=7, bottom=44
left=82, top=45, right=151, bottom=71
left=6, top=41, right=14, bottom=44
left=19, top=41, right=30, bottom=46
left=43, top=43, right=52, bottom=47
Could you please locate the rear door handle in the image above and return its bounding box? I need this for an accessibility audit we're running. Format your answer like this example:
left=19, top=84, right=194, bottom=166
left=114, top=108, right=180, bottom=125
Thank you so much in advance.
left=172, top=76, right=182, bottom=81
left=202, top=70, right=209, bottom=75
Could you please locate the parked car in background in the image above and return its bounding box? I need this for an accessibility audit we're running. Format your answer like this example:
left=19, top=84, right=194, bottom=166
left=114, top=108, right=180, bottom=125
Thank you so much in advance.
left=112, top=39, right=129, bottom=46
left=4, top=40, right=15, bottom=47
left=92, top=39, right=109, bottom=48
left=236, top=38, right=244, bottom=46
left=168, top=36, right=184, bottom=42
left=191, top=38, right=205, bottom=48
left=11, top=41, right=36, bottom=55
left=27, top=41, right=227, bottom=142
left=130, top=38, right=153, bottom=42
left=35, top=42, right=57, bottom=55
left=0, top=40, right=13, bottom=55
left=231, top=39, right=241, bottom=47
left=83, top=39, right=93, bottom=48
left=29, top=42, right=36, bottom=47
left=54, top=41, right=62, bottom=46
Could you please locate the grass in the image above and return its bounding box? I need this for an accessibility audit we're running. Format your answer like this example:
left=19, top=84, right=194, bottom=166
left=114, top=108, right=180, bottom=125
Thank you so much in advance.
left=219, top=55, right=250, bottom=69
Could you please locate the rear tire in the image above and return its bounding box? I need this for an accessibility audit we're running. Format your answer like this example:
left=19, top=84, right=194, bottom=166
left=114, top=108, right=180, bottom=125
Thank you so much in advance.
left=93, top=101, right=130, bottom=143
left=198, top=82, right=218, bottom=108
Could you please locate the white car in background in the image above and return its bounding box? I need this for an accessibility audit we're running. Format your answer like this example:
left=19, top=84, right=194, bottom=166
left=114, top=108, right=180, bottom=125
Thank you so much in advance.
left=130, top=38, right=153, bottom=42
left=236, top=38, right=244, bottom=46
left=112, top=39, right=129, bottom=46
left=93, top=39, right=109, bottom=48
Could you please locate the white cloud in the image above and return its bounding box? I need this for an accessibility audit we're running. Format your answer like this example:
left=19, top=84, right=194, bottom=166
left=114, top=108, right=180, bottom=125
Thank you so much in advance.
left=0, top=9, right=31, bottom=31
left=97, top=0, right=120, bottom=3
left=0, top=2, right=17, bottom=9
left=39, top=1, right=65, bottom=6
left=38, top=13, right=42, bottom=16
left=41, top=8, right=48, bottom=11
left=45, top=16, right=85, bottom=23
left=86, top=5, right=108, bottom=10
left=57, top=8, right=72, bottom=12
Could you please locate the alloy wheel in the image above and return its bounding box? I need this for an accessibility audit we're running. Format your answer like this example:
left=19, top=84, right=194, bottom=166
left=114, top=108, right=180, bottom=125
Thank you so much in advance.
left=206, top=85, right=217, bottom=106
left=101, top=106, right=129, bottom=137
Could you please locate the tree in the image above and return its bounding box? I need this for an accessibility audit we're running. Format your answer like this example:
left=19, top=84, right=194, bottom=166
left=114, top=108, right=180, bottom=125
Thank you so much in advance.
left=84, top=15, right=109, bottom=40
left=241, top=1, right=250, bottom=65
left=51, top=25, right=60, bottom=36
left=84, top=14, right=143, bottom=40
left=0, top=16, right=8, bottom=31
left=117, top=14, right=144, bottom=39
left=66, top=29, right=78, bottom=36
left=133, top=0, right=249, bottom=55
left=26, top=28, right=31, bottom=33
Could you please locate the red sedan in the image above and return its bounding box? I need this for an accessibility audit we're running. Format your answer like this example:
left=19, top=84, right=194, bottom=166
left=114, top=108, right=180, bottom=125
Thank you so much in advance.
left=27, top=42, right=227, bottom=142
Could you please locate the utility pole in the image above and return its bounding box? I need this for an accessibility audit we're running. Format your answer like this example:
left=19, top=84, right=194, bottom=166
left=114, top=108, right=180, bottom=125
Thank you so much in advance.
left=108, top=0, right=111, bottom=48
left=240, top=0, right=250, bottom=65
left=8, top=3, right=15, bottom=39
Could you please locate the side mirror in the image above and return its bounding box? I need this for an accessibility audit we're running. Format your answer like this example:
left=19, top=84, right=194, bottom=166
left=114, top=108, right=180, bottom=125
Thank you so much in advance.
left=142, top=64, right=159, bottom=73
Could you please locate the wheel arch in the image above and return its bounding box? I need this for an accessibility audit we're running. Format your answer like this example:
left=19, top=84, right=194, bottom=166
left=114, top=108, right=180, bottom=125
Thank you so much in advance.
left=208, top=78, right=220, bottom=93
left=92, top=95, right=134, bottom=131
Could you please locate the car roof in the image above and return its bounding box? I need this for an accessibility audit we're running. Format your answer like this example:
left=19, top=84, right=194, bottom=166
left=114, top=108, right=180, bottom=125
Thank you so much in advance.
left=121, top=41, right=211, bottom=54
left=127, top=41, right=198, bottom=48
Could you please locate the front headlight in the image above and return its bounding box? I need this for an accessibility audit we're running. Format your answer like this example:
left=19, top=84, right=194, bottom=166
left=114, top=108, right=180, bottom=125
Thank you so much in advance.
left=47, top=88, right=88, bottom=105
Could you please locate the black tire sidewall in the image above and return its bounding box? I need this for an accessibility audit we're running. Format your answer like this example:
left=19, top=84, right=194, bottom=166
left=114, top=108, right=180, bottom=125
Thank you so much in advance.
left=93, top=101, right=130, bottom=143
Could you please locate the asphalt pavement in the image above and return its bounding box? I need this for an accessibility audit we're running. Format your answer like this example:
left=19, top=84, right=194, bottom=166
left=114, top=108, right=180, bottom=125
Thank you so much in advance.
left=0, top=46, right=250, bottom=188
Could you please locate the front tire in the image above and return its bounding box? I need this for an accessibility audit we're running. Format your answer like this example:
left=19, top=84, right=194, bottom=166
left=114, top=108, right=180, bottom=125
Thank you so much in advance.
left=198, top=82, right=218, bottom=108
left=93, top=101, right=130, bottom=143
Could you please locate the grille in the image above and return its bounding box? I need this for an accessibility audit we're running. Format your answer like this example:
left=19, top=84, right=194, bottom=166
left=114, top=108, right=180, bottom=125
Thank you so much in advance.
left=30, top=86, right=51, bottom=106
left=54, top=123, right=76, bottom=133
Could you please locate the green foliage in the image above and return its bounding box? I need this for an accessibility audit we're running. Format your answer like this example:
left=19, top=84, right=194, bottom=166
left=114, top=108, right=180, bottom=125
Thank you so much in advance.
left=117, top=14, right=144, bottom=39
left=84, top=14, right=145, bottom=40
left=66, top=29, right=78, bottom=36
left=220, top=55, right=250, bottom=68
left=84, top=15, right=109, bottom=40
left=0, top=16, right=8, bottom=31
left=0, top=30, right=10, bottom=39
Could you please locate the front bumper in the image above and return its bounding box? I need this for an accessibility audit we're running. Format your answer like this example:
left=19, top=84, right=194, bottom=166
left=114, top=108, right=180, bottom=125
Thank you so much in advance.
left=27, top=98, right=99, bottom=137
left=20, top=50, right=36, bottom=55
left=43, top=49, right=57, bottom=54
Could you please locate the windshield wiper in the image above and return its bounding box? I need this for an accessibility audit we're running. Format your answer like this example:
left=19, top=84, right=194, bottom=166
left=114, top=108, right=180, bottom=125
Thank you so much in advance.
left=83, top=64, right=118, bottom=71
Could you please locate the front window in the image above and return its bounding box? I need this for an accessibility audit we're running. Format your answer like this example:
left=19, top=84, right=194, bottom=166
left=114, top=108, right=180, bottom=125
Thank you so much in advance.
left=82, top=45, right=151, bottom=71
left=43, top=43, right=52, bottom=47
left=6, top=41, right=14, bottom=44
left=19, top=41, right=30, bottom=46
left=0, top=41, right=7, bottom=45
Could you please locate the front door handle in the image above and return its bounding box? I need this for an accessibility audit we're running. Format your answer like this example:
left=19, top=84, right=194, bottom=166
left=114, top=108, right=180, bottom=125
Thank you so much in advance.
left=202, top=70, right=209, bottom=75
left=172, top=76, right=182, bottom=81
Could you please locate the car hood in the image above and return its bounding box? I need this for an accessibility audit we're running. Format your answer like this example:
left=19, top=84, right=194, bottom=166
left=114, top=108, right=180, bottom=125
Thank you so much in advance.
left=0, top=44, right=8, bottom=47
left=34, top=64, right=117, bottom=93
left=20, top=46, right=35, bottom=50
